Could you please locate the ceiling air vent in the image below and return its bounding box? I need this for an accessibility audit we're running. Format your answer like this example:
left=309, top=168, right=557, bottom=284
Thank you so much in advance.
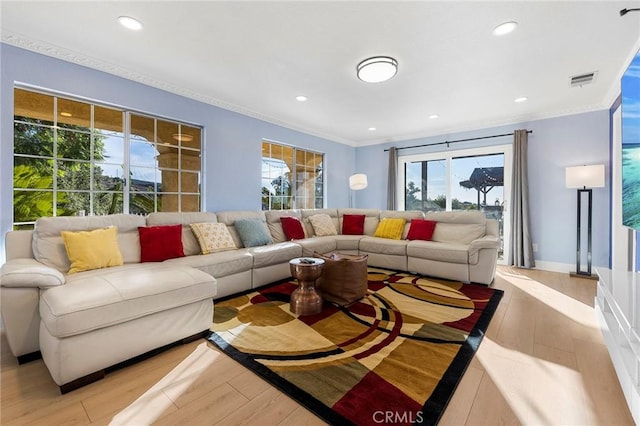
left=569, top=71, right=598, bottom=87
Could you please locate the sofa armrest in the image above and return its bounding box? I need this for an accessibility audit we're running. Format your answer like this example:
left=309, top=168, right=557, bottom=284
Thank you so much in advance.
left=1, top=258, right=66, bottom=288
left=468, top=235, right=500, bottom=264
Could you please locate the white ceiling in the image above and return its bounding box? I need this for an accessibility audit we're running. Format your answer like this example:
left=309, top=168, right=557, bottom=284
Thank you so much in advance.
left=2, top=1, right=640, bottom=147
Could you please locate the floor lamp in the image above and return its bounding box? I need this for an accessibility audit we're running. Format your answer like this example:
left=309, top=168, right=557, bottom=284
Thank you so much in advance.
left=349, top=173, right=368, bottom=208
left=565, top=164, right=605, bottom=279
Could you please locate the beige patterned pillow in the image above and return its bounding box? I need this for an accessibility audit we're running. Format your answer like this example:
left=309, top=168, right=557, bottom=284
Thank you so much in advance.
left=308, top=214, right=337, bottom=237
left=190, top=222, right=237, bottom=254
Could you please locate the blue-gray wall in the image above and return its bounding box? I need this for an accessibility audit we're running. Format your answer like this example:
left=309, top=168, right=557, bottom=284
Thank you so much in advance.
left=355, top=111, right=611, bottom=269
left=0, top=43, right=615, bottom=270
left=0, top=43, right=355, bottom=256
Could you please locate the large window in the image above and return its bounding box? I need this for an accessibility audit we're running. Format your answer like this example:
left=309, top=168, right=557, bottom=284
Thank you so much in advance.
left=13, top=88, right=202, bottom=229
left=261, top=141, right=324, bottom=210
left=398, top=145, right=512, bottom=261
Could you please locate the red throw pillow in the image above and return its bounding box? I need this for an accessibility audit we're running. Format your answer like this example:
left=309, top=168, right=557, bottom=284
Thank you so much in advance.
left=281, top=216, right=305, bottom=240
left=406, top=219, right=437, bottom=241
left=342, top=214, right=366, bottom=235
left=138, top=224, right=185, bottom=262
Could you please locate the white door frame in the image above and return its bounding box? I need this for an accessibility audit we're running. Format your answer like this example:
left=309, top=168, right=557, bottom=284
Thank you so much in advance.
left=397, top=144, right=513, bottom=264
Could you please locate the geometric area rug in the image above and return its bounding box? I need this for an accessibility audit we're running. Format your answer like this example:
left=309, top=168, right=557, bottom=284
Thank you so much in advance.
left=208, top=268, right=504, bottom=426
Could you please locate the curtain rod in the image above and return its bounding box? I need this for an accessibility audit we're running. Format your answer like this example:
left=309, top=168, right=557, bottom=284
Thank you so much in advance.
left=383, top=130, right=532, bottom=152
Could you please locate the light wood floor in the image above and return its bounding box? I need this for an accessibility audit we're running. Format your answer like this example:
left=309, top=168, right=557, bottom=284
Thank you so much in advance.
left=1, top=266, right=635, bottom=425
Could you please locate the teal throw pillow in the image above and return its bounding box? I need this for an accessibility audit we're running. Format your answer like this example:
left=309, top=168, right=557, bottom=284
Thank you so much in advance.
left=234, top=218, right=273, bottom=247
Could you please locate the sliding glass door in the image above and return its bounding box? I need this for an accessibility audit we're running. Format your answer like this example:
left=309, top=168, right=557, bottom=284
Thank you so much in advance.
left=398, top=145, right=512, bottom=262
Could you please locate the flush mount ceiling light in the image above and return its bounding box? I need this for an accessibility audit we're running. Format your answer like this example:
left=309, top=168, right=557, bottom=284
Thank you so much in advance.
left=514, top=96, right=528, bottom=103
left=429, top=114, right=439, bottom=119
left=172, top=133, right=193, bottom=142
left=295, top=95, right=308, bottom=102
left=118, top=16, right=143, bottom=31
left=493, top=21, right=518, bottom=36
left=357, top=56, right=398, bottom=83
left=368, top=127, right=376, bottom=131
left=60, top=112, right=72, bottom=117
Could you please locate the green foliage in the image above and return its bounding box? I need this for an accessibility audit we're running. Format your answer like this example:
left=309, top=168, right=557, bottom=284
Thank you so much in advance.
left=13, top=119, right=113, bottom=224
left=13, top=165, right=70, bottom=221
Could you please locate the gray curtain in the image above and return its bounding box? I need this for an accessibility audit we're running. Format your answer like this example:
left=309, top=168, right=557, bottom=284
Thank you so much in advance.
left=508, top=130, right=535, bottom=268
left=387, top=147, right=397, bottom=210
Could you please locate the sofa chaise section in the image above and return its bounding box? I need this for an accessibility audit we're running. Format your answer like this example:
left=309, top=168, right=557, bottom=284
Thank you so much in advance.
left=1, top=214, right=217, bottom=392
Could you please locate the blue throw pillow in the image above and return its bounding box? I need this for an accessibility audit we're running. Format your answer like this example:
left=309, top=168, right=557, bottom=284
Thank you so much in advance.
left=234, top=218, right=273, bottom=247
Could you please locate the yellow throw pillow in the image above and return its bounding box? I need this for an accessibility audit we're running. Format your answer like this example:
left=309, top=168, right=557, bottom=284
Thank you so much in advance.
left=61, top=227, right=124, bottom=274
left=374, top=218, right=407, bottom=240
left=190, top=222, right=237, bottom=254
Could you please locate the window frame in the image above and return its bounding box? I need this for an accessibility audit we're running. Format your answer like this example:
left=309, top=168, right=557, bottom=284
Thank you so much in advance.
left=261, top=140, right=324, bottom=210
left=12, top=86, right=203, bottom=229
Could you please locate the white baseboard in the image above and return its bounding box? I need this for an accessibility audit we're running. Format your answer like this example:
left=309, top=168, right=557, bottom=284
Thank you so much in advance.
left=532, top=260, right=574, bottom=274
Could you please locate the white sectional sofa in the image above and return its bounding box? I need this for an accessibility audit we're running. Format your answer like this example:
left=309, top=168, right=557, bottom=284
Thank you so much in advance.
left=0, top=208, right=499, bottom=392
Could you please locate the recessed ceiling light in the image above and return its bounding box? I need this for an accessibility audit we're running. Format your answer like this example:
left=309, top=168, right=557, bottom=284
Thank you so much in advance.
left=60, top=112, right=72, bottom=117
left=368, top=127, right=377, bottom=131
left=295, top=95, right=308, bottom=102
left=514, top=96, right=528, bottom=103
left=118, top=16, right=143, bottom=31
left=493, top=21, right=518, bottom=36
left=357, top=56, right=398, bottom=83
left=429, top=114, right=439, bottom=119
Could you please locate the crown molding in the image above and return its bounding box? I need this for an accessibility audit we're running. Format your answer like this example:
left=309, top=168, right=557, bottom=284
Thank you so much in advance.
left=1, top=32, right=357, bottom=147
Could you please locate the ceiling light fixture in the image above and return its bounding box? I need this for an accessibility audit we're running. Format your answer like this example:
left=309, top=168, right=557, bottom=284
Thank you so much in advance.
left=295, top=95, right=308, bottom=102
left=368, top=127, right=376, bottom=131
left=514, top=96, right=528, bottom=103
left=60, top=112, right=72, bottom=117
left=118, top=16, right=143, bottom=31
left=493, top=21, right=518, bottom=36
left=172, top=133, right=193, bottom=142
left=357, top=56, right=398, bottom=83
left=429, top=114, right=439, bottom=119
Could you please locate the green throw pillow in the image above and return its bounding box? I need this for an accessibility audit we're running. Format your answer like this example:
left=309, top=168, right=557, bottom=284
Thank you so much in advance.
left=234, top=218, right=273, bottom=247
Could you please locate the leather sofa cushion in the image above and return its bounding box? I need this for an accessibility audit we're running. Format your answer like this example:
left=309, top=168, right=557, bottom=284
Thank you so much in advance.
left=301, top=209, right=339, bottom=237
left=39, top=263, right=216, bottom=338
left=147, top=212, right=219, bottom=256
left=337, top=208, right=380, bottom=236
left=296, top=237, right=338, bottom=257
left=33, top=214, right=145, bottom=272
left=162, top=249, right=253, bottom=278
left=359, top=236, right=408, bottom=256
left=264, top=210, right=303, bottom=243
left=380, top=210, right=424, bottom=239
left=248, top=242, right=302, bottom=268
left=407, top=240, right=469, bottom=264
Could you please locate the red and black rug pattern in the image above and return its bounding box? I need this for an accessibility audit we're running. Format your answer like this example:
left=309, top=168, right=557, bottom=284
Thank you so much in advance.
left=208, top=267, right=503, bottom=425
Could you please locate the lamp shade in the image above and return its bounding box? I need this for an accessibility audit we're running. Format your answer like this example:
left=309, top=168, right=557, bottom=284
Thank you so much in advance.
left=349, top=173, right=368, bottom=190
left=565, top=164, right=605, bottom=189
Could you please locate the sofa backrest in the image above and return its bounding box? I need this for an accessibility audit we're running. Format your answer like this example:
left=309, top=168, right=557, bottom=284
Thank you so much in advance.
left=300, top=209, right=339, bottom=237
left=147, top=212, right=218, bottom=256
left=337, top=208, right=381, bottom=236
left=215, top=210, right=271, bottom=248
left=32, top=214, right=146, bottom=272
left=264, top=210, right=303, bottom=243
left=380, top=210, right=424, bottom=239
left=425, top=211, right=487, bottom=245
